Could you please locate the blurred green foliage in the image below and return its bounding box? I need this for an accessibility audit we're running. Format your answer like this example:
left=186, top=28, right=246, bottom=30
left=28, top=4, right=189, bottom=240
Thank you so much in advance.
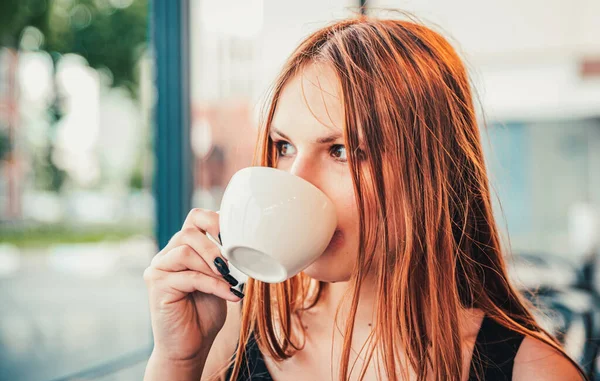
left=0, top=0, right=149, bottom=193
left=0, top=222, right=153, bottom=248
left=32, top=142, right=67, bottom=191
left=0, top=0, right=148, bottom=97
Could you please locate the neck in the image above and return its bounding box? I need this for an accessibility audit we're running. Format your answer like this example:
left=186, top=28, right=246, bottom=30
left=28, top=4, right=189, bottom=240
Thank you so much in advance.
left=310, top=274, right=484, bottom=340
left=316, top=274, right=379, bottom=328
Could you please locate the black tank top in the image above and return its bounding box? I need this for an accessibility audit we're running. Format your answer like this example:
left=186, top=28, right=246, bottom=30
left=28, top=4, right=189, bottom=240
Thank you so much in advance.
left=225, top=315, right=525, bottom=380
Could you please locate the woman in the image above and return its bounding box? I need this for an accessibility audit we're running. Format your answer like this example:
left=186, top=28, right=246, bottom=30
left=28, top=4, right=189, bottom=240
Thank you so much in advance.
left=143, top=16, right=586, bottom=381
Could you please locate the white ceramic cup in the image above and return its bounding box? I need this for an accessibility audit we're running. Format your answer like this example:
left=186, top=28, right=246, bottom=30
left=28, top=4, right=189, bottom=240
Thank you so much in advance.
left=207, top=166, right=337, bottom=283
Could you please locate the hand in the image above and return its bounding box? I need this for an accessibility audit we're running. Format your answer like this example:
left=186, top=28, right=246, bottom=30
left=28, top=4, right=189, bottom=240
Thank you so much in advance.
left=143, top=208, right=243, bottom=362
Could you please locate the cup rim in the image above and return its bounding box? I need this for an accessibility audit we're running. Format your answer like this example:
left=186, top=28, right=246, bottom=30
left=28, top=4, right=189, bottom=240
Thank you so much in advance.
left=239, top=166, right=333, bottom=202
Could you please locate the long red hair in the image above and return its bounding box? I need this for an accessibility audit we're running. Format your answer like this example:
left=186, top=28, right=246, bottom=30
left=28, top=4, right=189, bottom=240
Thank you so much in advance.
left=222, top=15, right=583, bottom=381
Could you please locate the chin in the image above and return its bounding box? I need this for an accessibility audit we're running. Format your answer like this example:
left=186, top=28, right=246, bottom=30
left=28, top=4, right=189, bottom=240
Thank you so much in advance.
left=301, top=251, right=353, bottom=283
left=299, top=229, right=354, bottom=282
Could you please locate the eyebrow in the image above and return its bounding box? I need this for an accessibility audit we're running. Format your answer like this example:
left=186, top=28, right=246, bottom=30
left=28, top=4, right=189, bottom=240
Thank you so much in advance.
left=270, top=127, right=343, bottom=145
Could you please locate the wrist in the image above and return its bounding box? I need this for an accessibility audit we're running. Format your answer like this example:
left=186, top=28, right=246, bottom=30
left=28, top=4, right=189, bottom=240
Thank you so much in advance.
left=145, top=346, right=211, bottom=381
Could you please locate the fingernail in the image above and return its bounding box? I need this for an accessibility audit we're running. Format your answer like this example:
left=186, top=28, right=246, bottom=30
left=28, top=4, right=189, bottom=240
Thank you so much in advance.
left=218, top=233, right=222, bottom=245
left=223, top=273, right=239, bottom=287
left=230, top=287, right=244, bottom=299
left=214, top=257, right=229, bottom=276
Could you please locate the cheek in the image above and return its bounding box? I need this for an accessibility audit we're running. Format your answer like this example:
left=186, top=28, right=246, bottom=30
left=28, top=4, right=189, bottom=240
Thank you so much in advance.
left=324, top=176, right=359, bottom=232
left=303, top=176, right=360, bottom=282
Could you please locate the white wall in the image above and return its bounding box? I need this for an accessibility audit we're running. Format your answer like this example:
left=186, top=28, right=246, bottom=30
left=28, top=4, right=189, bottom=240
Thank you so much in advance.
left=369, top=0, right=600, bottom=121
left=369, top=0, right=600, bottom=58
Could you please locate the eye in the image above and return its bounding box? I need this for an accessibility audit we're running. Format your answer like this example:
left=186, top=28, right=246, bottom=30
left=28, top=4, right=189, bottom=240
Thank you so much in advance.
left=274, top=140, right=296, bottom=157
left=330, top=144, right=347, bottom=162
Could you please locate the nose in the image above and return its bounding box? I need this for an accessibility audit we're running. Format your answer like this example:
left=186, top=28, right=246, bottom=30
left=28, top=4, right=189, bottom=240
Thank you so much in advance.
left=288, top=153, right=322, bottom=190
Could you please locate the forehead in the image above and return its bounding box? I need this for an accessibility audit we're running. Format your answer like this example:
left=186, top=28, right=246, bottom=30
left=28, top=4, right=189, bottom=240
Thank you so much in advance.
left=271, top=63, right=344, bottom=135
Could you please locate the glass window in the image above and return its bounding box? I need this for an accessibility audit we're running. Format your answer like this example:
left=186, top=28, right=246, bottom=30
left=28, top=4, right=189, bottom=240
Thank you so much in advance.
left=484, top=119, right=600, bottom=259
left=0, top=1, right=153, bottom=380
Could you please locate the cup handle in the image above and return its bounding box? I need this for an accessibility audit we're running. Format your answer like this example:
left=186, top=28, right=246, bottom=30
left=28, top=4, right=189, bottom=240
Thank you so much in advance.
left=205, top=232, right=228, bottom=260
left=205, top=231, right=248, bottom=285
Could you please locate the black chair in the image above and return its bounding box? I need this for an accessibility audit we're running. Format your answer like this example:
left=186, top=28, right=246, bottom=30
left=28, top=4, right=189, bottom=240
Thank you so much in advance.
left=508, top=252, right=598, bottom=377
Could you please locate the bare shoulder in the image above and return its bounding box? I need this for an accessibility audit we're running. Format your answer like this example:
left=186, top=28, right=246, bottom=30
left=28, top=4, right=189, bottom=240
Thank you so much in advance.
left=201, top=301, right=242, bottom=380
left=512, top=336, right=584, bottom=381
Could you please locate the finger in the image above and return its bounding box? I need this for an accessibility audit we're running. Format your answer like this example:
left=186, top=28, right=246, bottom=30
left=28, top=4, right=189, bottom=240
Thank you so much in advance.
left=152, top=244, right=213, bottom=273
left=165, top=228, right=230, bottom=278
left=153, top=244, right=239, bottom=287
left=158, top=209, right=220, bottom=261
left=161, top=270, right=242, bottom=302
left=181, top=208, right=220, bottom=242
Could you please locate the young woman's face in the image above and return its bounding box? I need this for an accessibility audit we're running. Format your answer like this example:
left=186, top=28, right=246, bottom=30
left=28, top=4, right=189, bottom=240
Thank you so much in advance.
left=270, top=63, right=360, bottom=282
